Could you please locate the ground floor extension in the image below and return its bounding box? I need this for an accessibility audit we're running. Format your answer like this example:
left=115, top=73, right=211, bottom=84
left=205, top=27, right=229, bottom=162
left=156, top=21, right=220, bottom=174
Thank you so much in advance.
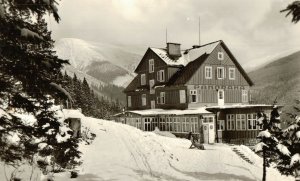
left=113, top=104, right=276, bottom=145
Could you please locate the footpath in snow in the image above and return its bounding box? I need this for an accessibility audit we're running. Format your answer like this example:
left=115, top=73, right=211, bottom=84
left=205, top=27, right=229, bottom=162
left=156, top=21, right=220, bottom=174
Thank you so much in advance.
left=53, top=115, right=292, bottom=181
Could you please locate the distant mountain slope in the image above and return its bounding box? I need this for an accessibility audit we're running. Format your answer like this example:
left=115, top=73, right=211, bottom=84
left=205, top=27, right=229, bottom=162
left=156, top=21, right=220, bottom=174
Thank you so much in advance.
left=249, top=51, right=300, bottom=121
left=54, top=38, right=143, bottom=86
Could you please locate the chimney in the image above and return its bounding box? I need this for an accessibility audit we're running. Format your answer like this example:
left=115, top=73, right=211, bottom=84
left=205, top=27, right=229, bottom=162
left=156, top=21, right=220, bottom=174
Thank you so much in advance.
left=167, top=43, right=181, bottom=58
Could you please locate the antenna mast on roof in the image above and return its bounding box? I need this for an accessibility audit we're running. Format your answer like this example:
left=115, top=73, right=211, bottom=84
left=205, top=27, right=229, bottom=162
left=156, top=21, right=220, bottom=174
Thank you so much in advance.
left=166, top=28, right=168, bottom=44
left=198, top=16, right=201, bottom=46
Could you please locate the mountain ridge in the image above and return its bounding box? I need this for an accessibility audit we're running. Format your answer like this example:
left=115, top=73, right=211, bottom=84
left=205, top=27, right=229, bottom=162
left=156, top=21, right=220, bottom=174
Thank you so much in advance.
left=249, top=50, right=300, bottom=123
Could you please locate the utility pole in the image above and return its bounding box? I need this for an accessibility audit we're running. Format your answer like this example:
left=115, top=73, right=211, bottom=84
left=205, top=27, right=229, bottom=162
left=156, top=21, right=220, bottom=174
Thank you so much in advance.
left=199, top=16, right=201, bottom=46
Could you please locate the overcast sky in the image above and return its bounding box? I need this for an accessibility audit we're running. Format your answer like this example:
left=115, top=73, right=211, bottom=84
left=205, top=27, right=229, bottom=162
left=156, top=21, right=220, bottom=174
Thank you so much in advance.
left=51, top=0, right=300, bottom=67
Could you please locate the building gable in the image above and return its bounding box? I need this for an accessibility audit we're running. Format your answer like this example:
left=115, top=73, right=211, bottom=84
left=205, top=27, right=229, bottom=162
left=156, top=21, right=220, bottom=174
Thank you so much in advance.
left=186, top=41, right=253, bottom=86
left=134, top=48, right=167, bottom=74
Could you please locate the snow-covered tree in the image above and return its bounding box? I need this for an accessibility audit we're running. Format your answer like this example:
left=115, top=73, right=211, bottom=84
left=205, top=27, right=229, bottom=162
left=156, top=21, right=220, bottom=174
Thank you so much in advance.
left=0, top=0, right=81, bottom=179
left=255, top=105, right=286, bottom=181
left=276, top=100, right=300, bottom=179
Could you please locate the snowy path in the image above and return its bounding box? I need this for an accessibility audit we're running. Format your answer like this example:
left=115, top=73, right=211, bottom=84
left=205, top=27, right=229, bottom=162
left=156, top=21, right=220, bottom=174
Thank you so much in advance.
left=53, top=117, right=291, bottom=181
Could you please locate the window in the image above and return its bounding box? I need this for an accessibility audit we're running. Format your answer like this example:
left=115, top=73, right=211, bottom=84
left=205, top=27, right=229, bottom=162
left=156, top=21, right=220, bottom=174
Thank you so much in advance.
left=179, top=90, right=186, bottom=104
left=142, top=94, right=146, bottom=106
left=203, top=116, right=214, bottom=123
left=160, top=92, right=165, bottom=104
left=226, top=114, right=235, bottom=130
left=141, top=74, right=146, bottom=85
left=229, top=68, right=235, bottom=80
left=190, top=117, right=198, bottom=132
left=217, top=67, right=225, bottom=79
left=247, top=114, right=257, bottom=130
left=128, top=96, right=132, bottom=107
left=205, top=66, right=212, bottom=79
left=218, top=120, right=225, bottom=131
left=218, top=52, right=224, bottom=60
left=157, top=70, right=165, bottom=82
left=242, top=90, right=248, bottom=103
left=190, top=90, right=197, bottom=103
left=149, top=59, right=154, bottom=73
left=236, top=114, right=246, bottom=130
left=182, top=117, right=187, bottom=132
left=174, top=117, right=180, bottom=132
left=149, top=79, right=155, bottom=94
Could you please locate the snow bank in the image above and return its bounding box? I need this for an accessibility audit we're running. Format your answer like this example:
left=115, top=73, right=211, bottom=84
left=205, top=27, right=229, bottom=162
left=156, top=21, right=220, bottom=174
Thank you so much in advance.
left=239, top=145, right=263, bottom=166
left=153, top=127, right=176, bottom=138
left=61, top=109, right=84, bottom=119
left=53, top=116, right=292, bottom=181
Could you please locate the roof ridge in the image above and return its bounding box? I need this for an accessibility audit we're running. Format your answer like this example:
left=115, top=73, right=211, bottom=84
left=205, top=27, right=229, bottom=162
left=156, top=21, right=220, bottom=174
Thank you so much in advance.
left=199, top=40, right=222, bottom=47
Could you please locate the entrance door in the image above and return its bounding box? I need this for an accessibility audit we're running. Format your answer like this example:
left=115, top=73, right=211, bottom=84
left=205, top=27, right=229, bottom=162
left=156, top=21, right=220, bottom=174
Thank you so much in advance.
left=151, top=100, right=155, bottom=109
left=218, top=89, right=224, bottom=106
left=203, top=123, right=215, bottom=144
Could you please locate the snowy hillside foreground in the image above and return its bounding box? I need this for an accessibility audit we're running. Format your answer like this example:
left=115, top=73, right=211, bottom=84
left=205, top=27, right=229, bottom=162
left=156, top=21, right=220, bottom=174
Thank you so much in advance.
left=0, top=109, right=292, bottom=181
left=51, top=116, right=292, bottom=181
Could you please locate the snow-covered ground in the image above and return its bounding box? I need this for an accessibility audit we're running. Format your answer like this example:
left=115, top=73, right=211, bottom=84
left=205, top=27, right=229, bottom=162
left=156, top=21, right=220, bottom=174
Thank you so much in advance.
left=55, top=115, right=291, bottom=181
left=0, top=112, right=293, bottom=181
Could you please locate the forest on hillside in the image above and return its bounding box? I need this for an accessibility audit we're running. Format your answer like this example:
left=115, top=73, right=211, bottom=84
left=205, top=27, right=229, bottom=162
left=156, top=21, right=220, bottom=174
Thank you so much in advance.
left=55, top=72, right=123, bottom=119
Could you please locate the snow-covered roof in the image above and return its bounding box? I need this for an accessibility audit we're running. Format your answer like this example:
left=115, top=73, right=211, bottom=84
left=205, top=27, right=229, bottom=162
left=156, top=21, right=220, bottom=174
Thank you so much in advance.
left=62, top=109, right=84, bottom=119
left=206, top=104, right=279, bottom=110
left=150, top=41, right=219, bottom=66
left=124, top=107, right=212, bottom=116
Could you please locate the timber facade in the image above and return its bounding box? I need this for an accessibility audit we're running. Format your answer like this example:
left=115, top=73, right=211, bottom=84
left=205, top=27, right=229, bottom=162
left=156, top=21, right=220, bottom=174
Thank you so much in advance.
left=116, top=40, right=274, bottom=145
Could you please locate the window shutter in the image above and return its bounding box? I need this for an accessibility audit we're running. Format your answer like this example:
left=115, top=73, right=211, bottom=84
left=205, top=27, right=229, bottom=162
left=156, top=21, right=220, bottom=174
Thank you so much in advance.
left=157, top=71, right=160, bottom=82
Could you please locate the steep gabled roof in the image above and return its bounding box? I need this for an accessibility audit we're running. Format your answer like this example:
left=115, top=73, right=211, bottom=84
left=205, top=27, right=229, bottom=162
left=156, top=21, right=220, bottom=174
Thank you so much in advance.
left=167, top=40, right=254, bottom=86
left=123, top=76, right=149, bottom=92
left=125, top=40, right=254, bottom=92
left=150, top=41, right=219, bottom=66
left=134, top=41, right=220, bottom=73
left=219, top=41, right=254, bottom=86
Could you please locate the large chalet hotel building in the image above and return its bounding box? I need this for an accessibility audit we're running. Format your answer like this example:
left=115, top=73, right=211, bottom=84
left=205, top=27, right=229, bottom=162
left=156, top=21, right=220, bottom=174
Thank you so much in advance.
left=114, top=40, right=274, bottom=145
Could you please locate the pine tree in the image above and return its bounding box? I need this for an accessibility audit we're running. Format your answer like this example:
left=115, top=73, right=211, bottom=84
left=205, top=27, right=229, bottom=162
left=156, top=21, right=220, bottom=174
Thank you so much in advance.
left=276, top=100, right=300, bottom=179
left=281, top=1, right=300, bottom=23
left=0, top=0, right=80, bottom=179
left=255, top=105, right=288, bottom=181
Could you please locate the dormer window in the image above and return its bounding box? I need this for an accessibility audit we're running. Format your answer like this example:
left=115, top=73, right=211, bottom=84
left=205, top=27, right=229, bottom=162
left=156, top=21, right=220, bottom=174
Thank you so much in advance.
left=141, top=74, right=146, bottom=85
left=149, top=59, right=154, bottom=73
left=217, top=67, right=225, bottom=79
left=218, top=52, right=224, bottom=60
